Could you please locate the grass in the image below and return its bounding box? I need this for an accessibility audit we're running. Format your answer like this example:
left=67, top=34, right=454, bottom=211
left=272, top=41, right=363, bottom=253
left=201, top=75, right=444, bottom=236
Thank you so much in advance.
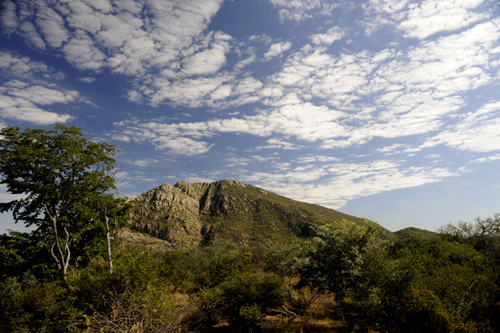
left=198, top=293, right=366, bottom=333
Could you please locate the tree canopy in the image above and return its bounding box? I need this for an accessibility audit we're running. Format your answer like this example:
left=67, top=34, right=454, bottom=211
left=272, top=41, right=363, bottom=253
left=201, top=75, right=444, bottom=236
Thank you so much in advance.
left=0, top=124, right=129, bottom=279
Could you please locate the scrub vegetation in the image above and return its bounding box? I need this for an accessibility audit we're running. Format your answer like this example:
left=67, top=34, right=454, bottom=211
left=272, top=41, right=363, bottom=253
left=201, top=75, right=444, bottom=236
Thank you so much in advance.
left=1, top=126, right=499, bottom=332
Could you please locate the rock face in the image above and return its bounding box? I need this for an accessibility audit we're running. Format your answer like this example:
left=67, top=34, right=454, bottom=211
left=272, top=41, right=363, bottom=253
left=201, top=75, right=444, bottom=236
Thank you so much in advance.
left=129, top=179, right=374, bottom=248
left=131, top=180, right=248, bottom=247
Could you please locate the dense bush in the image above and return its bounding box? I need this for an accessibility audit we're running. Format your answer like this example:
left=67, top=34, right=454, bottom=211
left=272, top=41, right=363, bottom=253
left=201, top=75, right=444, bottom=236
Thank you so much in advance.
left=199, top=271, right=284, bottom=329
left=160, top=247, right=254, bottom=292
left=290, top=221, right=499, bottom=332
left=1, top=217, right=500, bottom=332
left=373, top=237, right=497, bottom=333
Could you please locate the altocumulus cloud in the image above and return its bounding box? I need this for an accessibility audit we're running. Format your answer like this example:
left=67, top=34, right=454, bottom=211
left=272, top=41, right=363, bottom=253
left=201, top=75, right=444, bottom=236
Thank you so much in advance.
left=2, top=0, right=500, bottom=223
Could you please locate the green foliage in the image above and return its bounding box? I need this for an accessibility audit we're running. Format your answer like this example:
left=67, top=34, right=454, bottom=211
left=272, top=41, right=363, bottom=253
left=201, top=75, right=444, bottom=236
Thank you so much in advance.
left=293, top=221, right=498, bottom=332
left=0, top=231, right=58, bottom=282
left=0, top=125, right=129, bottom=279
left=199, top=271, right=284, bottom=329
left=295, top=220, right=386, bottom=297
left=371, top=237, right=497, bottom=333
left=130, top=179, right=393, bottom=250
left=85, top=285, right=186, bottom=333
left=395, top=227, right=438, bottom=240
left=439, top=213, right=500, bottom=264
left=160, top=247, right=254, bottom=292
left=264, top=241, right=302, bottom=278
left=0, top=277, right=77, bottom=332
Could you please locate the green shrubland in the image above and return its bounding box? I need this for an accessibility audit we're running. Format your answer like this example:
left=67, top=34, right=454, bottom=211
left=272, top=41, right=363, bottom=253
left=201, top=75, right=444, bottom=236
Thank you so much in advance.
left=1, top=216, right=500, bottom=332
left=1, top=125, right=499, bottom=332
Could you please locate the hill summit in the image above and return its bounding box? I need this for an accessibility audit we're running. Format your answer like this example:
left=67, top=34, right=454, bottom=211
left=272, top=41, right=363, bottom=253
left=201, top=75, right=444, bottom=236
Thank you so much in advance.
left=128, top=179, right=385, bottom=249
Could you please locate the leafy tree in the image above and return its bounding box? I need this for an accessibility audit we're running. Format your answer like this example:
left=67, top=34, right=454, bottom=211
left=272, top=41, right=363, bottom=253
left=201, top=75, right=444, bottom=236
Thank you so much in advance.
left=295, top=220, right=389, bottom=330
left=199, top=271, right=284, bottom=329
left=439, top=213, right=500, bottom=239
left=0, top=125, right=129, bottom=280
left=439, top=213, right=500, bottom=263
left=295, top=220, right=386, bottom=296
left=0, top=231, right=57, bottom=282
left=375, top=237, right=498, bottom=333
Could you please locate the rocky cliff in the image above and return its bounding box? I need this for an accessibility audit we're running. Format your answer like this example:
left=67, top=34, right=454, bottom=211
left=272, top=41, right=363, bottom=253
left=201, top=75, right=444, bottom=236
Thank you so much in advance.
left=129, top=179, right=382, bottom=248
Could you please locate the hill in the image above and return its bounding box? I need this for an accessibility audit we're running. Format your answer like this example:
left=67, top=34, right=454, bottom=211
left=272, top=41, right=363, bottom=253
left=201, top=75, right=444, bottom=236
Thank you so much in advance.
left=395, top=227, right=438, bottom=240
left=127, top=179, right=395, bottom=249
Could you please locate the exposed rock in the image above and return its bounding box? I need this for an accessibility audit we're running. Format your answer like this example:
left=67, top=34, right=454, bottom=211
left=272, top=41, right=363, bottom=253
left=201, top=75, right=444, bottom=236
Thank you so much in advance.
left=128, top=179, right=390, bottom=249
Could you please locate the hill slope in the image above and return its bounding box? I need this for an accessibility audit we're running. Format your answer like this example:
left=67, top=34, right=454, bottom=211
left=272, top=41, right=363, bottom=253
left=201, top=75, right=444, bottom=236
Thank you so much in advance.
left=128, top=179, right=394, bottom=248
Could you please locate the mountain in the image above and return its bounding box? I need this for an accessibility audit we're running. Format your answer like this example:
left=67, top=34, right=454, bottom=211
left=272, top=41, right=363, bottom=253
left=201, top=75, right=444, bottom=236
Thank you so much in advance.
left=126, top=179, right=395, bottom=249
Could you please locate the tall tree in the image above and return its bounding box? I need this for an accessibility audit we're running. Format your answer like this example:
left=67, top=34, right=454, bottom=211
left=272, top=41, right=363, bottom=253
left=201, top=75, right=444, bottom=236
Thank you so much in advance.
left=0, top=125, right=128, bottom=280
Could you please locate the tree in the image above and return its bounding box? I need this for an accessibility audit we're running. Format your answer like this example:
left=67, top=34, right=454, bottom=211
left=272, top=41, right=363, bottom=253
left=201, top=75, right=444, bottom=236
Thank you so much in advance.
left=0, top=124, right=129, bottom=280
left=438, top=213, right=500, bottom=263
left=296, top=220, right=386, bottom=296
left=295, top=220, right=388, bottom=330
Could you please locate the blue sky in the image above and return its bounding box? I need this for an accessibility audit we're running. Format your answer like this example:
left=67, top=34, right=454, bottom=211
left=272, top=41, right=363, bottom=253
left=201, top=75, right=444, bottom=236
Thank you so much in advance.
left=1, top=0, right=500, bottom=233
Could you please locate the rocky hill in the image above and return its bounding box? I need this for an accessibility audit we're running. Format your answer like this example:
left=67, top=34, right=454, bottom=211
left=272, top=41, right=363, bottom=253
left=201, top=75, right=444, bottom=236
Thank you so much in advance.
left=126, top=179, right=394, bottom=249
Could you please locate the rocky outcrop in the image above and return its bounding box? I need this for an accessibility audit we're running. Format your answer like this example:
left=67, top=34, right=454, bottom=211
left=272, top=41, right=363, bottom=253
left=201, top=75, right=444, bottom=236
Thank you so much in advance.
left=128, top=179, right=381, bottom=249
left=130, top=180, right=247, bottom=247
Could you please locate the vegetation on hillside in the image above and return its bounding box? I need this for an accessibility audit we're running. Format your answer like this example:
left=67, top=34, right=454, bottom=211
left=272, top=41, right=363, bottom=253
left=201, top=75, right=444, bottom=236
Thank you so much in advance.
left=1, top=125, right=499, bottom=332
left=129, top=179, right=397, bottom=249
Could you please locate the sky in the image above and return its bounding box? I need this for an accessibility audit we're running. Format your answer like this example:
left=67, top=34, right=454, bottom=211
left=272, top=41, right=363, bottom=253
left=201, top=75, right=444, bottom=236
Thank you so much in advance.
left=1, top=0, right=500, bottom=233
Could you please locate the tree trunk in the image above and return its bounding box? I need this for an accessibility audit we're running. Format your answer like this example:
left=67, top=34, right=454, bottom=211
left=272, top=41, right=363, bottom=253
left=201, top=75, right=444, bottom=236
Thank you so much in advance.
left=105, top=213, right=113, bottom=274
left=45, top=204, right=70, bottom=281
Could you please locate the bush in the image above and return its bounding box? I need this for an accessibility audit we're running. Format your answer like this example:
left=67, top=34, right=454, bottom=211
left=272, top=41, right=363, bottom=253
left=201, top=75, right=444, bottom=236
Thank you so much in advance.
left=199, top=271, right=284, bottom=330
left=372, top=237, right=497, bottom=333
left=159, top=247, right=255, bottom=293
left=0, top=278, right=78, bottom=333
left=85, top=286, right=188, bottom=333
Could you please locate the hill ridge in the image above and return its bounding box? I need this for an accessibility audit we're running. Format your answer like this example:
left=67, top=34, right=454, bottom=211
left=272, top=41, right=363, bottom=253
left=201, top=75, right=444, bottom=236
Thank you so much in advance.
left=128, top=179, right=393, bottom=248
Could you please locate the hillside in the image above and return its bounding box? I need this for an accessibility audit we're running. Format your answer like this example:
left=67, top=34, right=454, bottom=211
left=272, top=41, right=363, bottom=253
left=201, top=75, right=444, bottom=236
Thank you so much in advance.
left=127, top=179, right=395, bottom=248
left=395, top=227, right=438, bottom=240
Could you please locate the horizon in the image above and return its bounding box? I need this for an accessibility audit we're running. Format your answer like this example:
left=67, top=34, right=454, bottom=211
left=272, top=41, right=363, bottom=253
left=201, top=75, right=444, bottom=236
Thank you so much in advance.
left=1, top=0, right=500, bottom=233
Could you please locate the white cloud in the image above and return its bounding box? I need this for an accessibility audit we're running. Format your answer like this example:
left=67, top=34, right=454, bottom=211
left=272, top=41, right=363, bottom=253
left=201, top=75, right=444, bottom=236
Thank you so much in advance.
left=365, top=0, right=409, bottom=15
left=78, top=77, right=96, bottom=83
left=264, top=41, right=292, bottom=60
left=0, top=0, right=19, bottom=35
left=471, top=153, right=500, bottom=163
left=0, top=184, right=27, bottom=202
left=363, top=0, right=487, bottom=39
left=106, top=13, right=500, bottom=158
left=7, top=85, right=79, bottom=105
left=238, top=159, right=457, bottom=209
left=310, top=26, right=345, bottom=45
left=112, top=98, right=347, bottom=155
left=132, top=159, right=159, bottom=167
left=0, top=51, right=51, bottom=78
left=422, top=101, right=500, bottom=152
left=226, top=157, right=251, bottom=166
left=35, top=4, right=69, bottom=48
left=0, top=95, right=74, bottom=124
left=182, top=32, right=232, bottom=76
left=19, top=21, right=47, bottom=50
left=0, top=82, right=78, bottom=124
left=269, top=0, right=337, bottom=22
left=3, top=0, right=228, bottom=105
left=63, top=30, right=107, bottom=70
left=210, top=85, right=232, bottom=100
left=260, top=19, right=500, bottom=149
left=296, top=155, right=342, bottom=163
left=398, top=0, right=486, bottom=39
left=256, top=138, right=304, bottom=150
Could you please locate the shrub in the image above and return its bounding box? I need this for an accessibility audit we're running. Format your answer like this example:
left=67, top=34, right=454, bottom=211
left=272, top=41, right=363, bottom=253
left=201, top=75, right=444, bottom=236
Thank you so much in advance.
left=85, top=286, right=188, bottom=333
left=372, top=237, right=497, bottom=333
left=199, top=271, right=284, bottom=330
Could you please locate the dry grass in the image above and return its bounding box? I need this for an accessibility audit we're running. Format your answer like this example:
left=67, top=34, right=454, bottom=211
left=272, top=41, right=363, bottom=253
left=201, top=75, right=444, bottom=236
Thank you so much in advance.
left=201, top=293, right=352, bottom=333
